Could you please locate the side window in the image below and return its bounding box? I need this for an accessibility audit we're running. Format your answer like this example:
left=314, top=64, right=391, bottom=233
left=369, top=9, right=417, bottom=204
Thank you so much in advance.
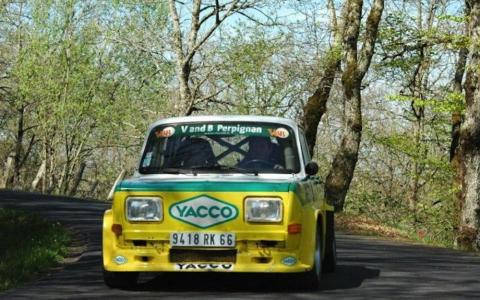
left=298, top=129, right=311, bottom=165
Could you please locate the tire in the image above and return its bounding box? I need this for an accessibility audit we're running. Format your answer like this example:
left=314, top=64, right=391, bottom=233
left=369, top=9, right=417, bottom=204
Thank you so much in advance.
left=103, top=269, right=139, bottom=289
left=323, top=211, right=336, bottom=273
left=301, top=225, right=322, bottom=289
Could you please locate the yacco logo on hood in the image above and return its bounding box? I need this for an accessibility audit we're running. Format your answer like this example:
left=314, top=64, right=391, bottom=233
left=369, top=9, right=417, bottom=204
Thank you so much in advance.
left=169, top=195, right=238, bottom=228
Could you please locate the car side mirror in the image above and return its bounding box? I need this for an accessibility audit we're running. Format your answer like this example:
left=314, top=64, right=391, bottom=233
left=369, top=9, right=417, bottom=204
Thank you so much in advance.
left=305, top=161, right=319, bottom=176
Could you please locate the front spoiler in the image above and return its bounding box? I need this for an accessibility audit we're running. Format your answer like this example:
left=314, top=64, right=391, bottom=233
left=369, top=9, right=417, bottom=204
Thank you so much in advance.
left=103, top=246, right=311, bottom=273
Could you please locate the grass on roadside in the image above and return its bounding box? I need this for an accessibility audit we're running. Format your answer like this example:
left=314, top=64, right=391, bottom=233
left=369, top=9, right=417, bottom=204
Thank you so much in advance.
left=0, top=208, right=70, bottom=292
left=336, top=212, right=462, bottom=250
left=336, top=212, right=411, bottom=241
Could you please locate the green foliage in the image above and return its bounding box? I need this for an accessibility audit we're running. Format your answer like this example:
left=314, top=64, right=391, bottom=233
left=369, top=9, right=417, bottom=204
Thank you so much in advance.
left=375, top=6, right=468, bottom=79
left=350, top=114, right=456, bottom=247
left=346, top=189, right=456, bottom=247
left=388, top=92, right=465, bottom=113
left=0, top=0, right=173, bottom=195
left=0, top=208, right=70, bottom=291
left=438, top=14, right=468, bottom=23
left=219, top=26, right=302, bottom=115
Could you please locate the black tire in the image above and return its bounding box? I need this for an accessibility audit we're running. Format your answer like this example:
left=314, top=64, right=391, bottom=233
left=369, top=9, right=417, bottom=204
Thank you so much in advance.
left=103, top=269, right=139, bottom=289
left=301, top=225, right=322, bottom=289
left=323, top=211, right=336, bottom=273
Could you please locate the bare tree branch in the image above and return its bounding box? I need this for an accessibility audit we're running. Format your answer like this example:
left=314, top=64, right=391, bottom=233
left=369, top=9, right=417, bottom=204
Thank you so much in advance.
left=187, top=0, right=202, bottom=53
left=183, top=0, right=242, bottom=67
left=358, top=0, right=385, bottom=79
left=168, top=0, right=185, bottom=60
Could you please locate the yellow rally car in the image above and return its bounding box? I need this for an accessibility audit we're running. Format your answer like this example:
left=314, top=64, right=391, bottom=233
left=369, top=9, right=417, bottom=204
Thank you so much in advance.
left=103, top=115, right=336, bottom=289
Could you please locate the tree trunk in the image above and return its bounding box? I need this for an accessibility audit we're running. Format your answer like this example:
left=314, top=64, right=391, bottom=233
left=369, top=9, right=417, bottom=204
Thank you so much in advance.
left=31, top=161, right=46, bottom=191
left=68, top=162, right=86, bottom=196
left=450, top=48, right=468, bottom=163
left=406, top=0, right=438, bottom=227
left=302, top=58, right=338, bottom=155
left=2, top=154, right=15, bottom=189
left=456, top=0, right=480, bottom=250
left=88, top=180, right=99, bottom=198
left=450, top=4, right=470, bottom=247
left=302, top=0, right=345, bottom=154
left=58, top=163, right=69, bottom=195
left=325, top=87, right=362, bottom=211
left=325, top=0, right=384, bottom=211
left=42, top=138, right=47, bottom=193
left=451, top=47, right=468, bottom=246
left=12, top=105, right=25, bottom=187
left=168, top=0, right=247, bottom=116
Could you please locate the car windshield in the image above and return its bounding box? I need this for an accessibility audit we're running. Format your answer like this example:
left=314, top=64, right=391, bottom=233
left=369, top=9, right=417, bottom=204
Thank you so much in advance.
left=139, top=121, right=300, bottom=175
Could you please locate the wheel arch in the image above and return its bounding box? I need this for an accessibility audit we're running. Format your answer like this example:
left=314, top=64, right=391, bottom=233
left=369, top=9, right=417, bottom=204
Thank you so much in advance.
left=315, top=210, right=325, bottom=256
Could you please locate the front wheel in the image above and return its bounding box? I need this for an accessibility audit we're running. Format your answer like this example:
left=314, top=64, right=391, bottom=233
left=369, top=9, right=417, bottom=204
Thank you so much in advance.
left=103, top=269, right=139, bottom=289
left=323, top=212, right=336, bottom=273
left=301, top=227, right=322, bottom=289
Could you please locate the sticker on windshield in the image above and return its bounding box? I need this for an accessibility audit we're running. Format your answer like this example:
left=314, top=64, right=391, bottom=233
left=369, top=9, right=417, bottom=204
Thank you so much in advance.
left=179, top=124, right=263, bottom=136
left=153, top=123, right=292, bottom=139
left=155, top=126, right=175, bottom=138
left=269, top=128, right=289, bottom=138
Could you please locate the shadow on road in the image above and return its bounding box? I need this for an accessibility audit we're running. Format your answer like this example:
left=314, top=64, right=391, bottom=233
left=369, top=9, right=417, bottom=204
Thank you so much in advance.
left=132, top=264, right=380, bottom=292
left=320, top=265, right=380, bottom=291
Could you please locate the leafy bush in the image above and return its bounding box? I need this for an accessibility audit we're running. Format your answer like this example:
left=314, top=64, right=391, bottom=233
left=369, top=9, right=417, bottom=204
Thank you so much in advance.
left=0, top=208, right=70, bottom=291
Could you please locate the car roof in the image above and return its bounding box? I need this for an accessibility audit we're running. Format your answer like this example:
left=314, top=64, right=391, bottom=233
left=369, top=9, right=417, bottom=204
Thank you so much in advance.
left=148, top=115, right=300, bottom=132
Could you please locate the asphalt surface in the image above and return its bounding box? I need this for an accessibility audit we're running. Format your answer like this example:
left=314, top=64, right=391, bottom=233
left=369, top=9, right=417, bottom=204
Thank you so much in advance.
left=1, top=189, right=479, bottom=299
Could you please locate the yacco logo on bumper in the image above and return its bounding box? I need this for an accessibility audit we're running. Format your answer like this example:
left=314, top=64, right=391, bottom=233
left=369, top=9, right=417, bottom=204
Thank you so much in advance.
left=169, top=195, right=238, bottom=228
left=175, top=263, right=234, bottom=271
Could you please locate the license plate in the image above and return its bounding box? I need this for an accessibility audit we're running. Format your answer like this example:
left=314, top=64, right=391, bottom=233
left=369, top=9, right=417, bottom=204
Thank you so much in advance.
left=170, top=232, right=236, bottom=247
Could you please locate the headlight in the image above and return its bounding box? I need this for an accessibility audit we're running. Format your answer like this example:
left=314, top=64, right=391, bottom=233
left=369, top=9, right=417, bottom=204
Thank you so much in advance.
left=126, top=197, right=162, bottom=221
left=245, top=198, right=282, bottom=222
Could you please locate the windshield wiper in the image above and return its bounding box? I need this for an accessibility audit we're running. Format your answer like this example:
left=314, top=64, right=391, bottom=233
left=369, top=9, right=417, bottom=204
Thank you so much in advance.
left=141, top=166, right=259, bottom=176
left=140, top=167, right=195, bottom=175
left=190, top=165, right=258, bottom=176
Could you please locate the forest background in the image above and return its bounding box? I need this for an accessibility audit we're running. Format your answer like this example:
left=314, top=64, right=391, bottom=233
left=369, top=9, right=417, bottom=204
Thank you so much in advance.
left=1, top=0, right=480, bottom=251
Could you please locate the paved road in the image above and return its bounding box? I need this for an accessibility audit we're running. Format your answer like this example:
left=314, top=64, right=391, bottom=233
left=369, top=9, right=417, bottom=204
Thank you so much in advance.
left=1, top=190, right=479, bottom=299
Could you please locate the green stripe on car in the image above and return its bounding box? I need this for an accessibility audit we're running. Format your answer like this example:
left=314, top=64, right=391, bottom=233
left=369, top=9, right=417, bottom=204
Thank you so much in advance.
left=115, top=181, right=297, bottom=192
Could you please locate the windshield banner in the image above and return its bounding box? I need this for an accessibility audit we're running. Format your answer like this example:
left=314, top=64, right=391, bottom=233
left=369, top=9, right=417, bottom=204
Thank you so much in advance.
left=155, top=123, right=289, bottom=139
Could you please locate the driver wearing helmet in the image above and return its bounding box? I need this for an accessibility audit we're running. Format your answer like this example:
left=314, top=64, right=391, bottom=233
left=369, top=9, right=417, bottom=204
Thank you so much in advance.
left=237, top=136, right=282, bottom=169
